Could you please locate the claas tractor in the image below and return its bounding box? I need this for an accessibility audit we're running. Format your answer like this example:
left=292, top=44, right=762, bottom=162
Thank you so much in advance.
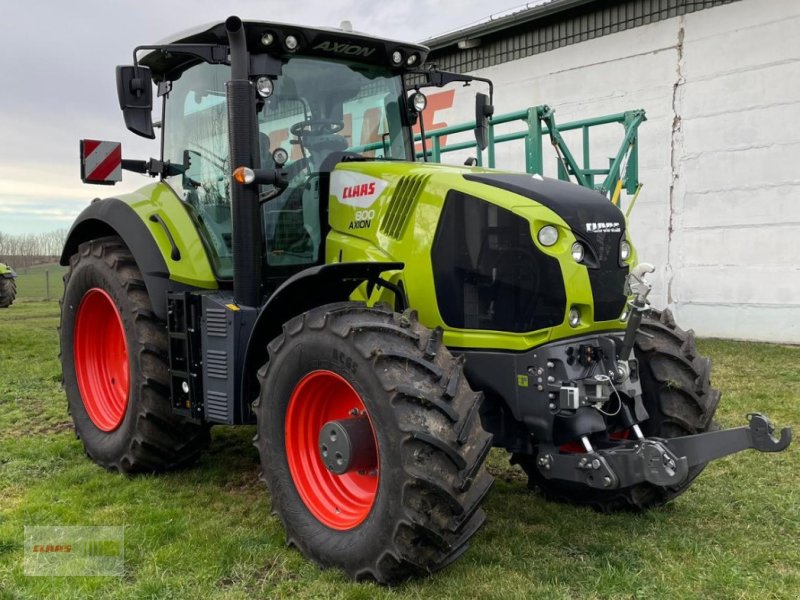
left=60, top=16, right=791, bottom=583
left=0, top=263, right=17, bottom=308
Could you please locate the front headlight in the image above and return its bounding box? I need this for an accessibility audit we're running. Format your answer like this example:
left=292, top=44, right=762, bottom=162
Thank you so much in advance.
left=568, top=307, right=581, bottom=327
left=538, top=225, right=559, bottom=247
left=571, top=242, right=585, bottom=263
left=620, top=239, right=631, bottom=261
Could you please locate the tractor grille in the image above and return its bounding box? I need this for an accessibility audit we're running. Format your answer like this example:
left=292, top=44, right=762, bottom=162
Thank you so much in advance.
left=431, top=191, right=566, bottom=333
left=380, top=175, right=429, bottom=239
left=464, top=173, right=628, bottom=323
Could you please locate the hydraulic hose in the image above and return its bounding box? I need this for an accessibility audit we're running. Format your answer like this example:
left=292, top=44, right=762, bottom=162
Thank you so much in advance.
left=618, top=263, right=655, bottom=363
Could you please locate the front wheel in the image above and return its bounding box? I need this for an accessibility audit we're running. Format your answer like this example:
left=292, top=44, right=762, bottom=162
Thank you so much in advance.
left=514, top=308, right=721, bottom=512
left=254, top=303, right=493, bottom=583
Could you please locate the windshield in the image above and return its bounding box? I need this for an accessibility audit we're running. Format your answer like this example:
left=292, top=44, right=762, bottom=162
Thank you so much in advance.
left=163, top=57, right=411, bottom=279
left=258, top=57, right=410, bottom=271
left=260, top=57, right=411, bottom=163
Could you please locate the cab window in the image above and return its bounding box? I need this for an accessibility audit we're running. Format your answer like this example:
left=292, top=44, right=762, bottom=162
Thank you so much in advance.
left=163, top=63, right=233, bottom=278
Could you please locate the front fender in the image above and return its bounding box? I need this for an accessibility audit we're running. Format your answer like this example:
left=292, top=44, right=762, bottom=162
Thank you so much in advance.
left=242, top=261, right=404, bottom=403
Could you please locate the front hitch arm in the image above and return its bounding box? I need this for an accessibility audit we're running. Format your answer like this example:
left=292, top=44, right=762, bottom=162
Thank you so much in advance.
left=537, top=413, right=791, bottom=490
left=664, top=413, right=791, bottom=468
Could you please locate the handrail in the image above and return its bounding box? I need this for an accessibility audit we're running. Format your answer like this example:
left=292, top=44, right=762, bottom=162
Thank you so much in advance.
left=350, top=104, right=646, bottom=201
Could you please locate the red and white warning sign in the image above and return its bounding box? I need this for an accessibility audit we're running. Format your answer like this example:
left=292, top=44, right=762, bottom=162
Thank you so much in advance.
left=80, top=139, right=122, bottom=184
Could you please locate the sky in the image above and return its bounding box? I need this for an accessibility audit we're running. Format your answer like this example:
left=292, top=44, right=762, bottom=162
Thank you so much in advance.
left=0, top=0, right=534, bottom=235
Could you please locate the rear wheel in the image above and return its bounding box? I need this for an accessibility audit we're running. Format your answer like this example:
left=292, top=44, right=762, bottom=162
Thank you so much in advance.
left=254, top=303, right=493, bottom=583
left=61, top=236, right=209, bottom=472
left=0, top=277, right=16, bottom=308
left=514, top=308, right=721, bottom=511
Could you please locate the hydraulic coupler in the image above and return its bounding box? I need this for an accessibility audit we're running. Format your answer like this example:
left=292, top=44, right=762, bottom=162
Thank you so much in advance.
left=536, top=413, right=791, bottom=490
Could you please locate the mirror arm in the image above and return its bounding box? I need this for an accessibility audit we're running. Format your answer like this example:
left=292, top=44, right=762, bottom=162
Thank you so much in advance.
left=122, top=158, right=183, bottom=178
left=408, top=67, right=494, bottom=104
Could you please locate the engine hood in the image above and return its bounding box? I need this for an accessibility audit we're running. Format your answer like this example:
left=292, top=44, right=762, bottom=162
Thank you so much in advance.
left=463, top=173, right=625, bottom=236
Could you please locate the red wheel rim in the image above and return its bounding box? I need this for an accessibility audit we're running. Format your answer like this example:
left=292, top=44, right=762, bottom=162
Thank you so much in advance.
left=285, top=370, right=379, bottom=530
left=74, top=288, right=130, bottom=432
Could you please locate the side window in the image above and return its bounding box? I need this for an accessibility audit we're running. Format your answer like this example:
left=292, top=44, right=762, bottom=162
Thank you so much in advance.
left=163, top=63, right=233, bottom=278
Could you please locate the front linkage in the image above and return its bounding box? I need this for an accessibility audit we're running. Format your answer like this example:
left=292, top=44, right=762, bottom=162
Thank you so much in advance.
left=536, top=263, right=792, bottom=491
left=537, top=412, right=791, bottom=490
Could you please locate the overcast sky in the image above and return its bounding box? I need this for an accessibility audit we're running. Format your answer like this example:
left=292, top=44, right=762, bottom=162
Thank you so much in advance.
left=0, top=0, right=530, bottom=234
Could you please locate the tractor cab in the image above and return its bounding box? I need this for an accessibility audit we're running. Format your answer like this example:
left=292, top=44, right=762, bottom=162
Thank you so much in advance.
left=144, top=26, right=419, bottom=282
left=105, top=19, right=489, bottom=295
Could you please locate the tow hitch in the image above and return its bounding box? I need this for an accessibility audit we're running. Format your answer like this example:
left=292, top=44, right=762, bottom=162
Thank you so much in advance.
left=537, top=413, right=792, bottom=490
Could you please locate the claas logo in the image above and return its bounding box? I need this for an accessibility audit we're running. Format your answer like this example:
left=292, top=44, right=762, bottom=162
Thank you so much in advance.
left=342, top=183, right=376, bottom=199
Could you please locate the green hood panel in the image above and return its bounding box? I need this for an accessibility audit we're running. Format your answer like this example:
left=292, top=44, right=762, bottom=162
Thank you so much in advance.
left=326, top=161, right=635, bottom=351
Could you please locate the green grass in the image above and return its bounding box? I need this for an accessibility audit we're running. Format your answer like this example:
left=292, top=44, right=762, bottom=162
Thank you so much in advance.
left=11, top=263, right=68, bottom=301
left=1, top=302, right=798, bottom=599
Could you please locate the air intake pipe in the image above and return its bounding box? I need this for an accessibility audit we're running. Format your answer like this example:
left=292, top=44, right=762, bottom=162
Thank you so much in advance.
left=225, top=16, right=262, bottom=306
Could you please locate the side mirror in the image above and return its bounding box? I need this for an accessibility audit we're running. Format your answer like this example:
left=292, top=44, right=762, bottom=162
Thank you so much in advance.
left=474, top=92, right=494, bottom=151
left=116, top=65, right=155, bottom=139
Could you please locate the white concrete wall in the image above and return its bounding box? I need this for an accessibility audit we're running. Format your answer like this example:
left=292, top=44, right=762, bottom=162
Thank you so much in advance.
left=429, top=0, right=800, bottom=343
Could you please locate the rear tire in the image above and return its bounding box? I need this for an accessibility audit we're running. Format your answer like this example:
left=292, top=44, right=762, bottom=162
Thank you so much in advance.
left=0, top=277, right=16, bottom=308
left=514, top=308, right=721, bottom=511
left=254, top=302, right=493, bottom=583
left=61, top=236, right=209, bottom=472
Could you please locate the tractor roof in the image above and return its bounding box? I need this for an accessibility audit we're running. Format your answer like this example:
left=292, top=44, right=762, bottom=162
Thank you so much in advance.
left=139, top=19, right=429, bottom=81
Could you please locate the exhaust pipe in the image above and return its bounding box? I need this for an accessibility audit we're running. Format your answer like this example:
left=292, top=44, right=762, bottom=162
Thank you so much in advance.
left=226, top=16, right=262, bottom=307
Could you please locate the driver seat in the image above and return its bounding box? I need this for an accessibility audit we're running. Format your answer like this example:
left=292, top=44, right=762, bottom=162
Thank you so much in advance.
left=303, top=134, right=349, bottom=157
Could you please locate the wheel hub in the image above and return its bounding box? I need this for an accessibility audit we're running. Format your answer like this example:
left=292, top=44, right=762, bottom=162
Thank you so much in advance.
left=318, top=417, right=378, bottom=475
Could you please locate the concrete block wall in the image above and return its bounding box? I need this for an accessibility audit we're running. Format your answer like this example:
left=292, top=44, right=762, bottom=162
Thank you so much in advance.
left=431, top=0, right=800, bottom=343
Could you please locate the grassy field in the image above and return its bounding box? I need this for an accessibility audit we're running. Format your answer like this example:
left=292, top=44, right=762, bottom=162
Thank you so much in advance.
left=0, top=301, right=798, bottom=599
left=10, top=263, right=68, bottom=301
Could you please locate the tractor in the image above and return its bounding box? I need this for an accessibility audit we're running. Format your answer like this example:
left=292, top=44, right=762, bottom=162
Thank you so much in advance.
left=60, top=16, right=791, bottom=583
left=0, top=263, right=17, bottom=308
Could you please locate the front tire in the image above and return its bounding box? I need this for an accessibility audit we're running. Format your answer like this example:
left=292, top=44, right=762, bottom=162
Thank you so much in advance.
left=61, top=236, right=209, bottom=472
left=515, top=308, right=721, bottom=512
left=254, top=303, right=493, bottom=583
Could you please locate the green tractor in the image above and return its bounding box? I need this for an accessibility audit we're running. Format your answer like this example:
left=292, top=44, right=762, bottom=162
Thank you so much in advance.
left=61, top=17, right=791, bottom=583
left=0, top=263, right=17, bottom=308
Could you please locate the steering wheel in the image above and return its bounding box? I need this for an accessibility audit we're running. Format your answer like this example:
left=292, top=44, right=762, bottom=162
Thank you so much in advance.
left=290, top=118, right=345, bottom=137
